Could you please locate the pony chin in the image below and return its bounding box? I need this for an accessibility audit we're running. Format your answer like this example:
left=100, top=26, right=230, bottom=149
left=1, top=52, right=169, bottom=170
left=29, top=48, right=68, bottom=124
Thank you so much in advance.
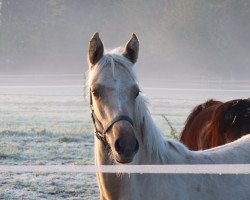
left=115, top=156, right=134, bottom=164
left=112, top=151, right=135, bottom=164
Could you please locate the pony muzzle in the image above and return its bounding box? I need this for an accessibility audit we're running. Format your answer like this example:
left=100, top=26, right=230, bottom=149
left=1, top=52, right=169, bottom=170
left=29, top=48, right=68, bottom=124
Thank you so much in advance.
left=114, top=137, right=139, bottom=163
left=111, top=122, right=139, bottom=163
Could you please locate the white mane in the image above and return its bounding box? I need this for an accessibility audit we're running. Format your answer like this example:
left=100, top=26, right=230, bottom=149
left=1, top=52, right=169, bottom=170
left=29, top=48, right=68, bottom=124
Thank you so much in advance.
left=134, top=95, right=169, bottom=162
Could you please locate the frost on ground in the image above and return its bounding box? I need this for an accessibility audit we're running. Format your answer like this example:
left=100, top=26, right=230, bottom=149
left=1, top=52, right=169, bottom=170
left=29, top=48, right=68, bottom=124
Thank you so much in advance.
left=0, top=131, right=94, bottom=165
left=0, top=172, right=98, bottom=200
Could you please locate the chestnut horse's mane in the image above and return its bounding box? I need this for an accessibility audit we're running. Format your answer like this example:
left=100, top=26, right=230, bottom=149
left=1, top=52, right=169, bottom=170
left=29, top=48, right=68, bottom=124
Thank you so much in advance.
left=181, top=99, right=221, bottom=135
left=205, top=99, right=250, bottom=149
left=181, top=98, right=250, bottom=150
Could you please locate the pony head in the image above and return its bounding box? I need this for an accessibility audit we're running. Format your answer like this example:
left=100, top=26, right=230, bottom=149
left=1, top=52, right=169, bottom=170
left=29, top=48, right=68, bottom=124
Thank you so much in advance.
left=87, top=32, right=140, bottom=163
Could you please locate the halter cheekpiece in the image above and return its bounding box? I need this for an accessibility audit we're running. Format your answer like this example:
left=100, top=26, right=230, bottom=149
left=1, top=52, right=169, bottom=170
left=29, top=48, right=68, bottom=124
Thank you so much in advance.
left=89, top=89, right=134, bottom=148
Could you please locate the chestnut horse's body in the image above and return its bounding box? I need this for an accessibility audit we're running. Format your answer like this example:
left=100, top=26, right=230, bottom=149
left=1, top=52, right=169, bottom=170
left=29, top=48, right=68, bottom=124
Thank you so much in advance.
left=87, top=33, right=250, bottom=200
left=180, top=99, right=250, bottom=150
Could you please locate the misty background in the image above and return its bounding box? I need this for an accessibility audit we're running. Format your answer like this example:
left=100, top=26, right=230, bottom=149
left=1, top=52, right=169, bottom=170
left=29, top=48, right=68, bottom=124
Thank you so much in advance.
left=0, top=2, right=250, bottom=198
left=0, top=0, right=250, bottom=80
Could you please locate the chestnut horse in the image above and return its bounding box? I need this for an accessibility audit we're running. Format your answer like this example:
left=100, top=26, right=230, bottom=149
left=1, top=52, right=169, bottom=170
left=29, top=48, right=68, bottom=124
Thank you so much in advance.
left=180, top=99, right=250, bottom=150
left=87, top=32, right=250, bottom=200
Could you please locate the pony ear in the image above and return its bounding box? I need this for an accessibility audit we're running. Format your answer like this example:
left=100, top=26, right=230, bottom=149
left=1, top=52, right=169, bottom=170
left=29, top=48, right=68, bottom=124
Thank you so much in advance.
left=88, top=32, right=104, bottom=67
left=123, top=33, right=139, bottom=63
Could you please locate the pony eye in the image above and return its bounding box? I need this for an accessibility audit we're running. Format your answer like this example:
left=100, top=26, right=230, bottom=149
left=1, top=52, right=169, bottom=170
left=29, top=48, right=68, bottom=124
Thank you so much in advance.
left=135, top=89, right=140, bottom=98
left=92, top=90, right=100, bottom=98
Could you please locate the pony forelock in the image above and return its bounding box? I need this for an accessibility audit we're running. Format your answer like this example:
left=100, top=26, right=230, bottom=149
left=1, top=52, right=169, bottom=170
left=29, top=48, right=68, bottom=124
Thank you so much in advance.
left=87, top=48, right=135, bottom=83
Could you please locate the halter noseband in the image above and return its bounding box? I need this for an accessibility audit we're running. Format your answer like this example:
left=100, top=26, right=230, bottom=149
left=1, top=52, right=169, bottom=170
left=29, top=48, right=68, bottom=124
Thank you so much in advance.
left=89, top=89, right=134, bottom=147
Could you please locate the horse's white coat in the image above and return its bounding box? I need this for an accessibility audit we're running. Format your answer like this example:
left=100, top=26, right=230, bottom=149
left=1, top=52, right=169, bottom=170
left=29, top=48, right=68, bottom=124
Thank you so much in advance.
left=88, top=46, right=250, bottom=200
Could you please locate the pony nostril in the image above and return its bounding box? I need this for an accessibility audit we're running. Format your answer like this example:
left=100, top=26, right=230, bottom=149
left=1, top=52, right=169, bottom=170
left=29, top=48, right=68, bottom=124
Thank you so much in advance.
left=134, top=140, right=139, bottom=153
left=115, top=138, right=123, bottom=154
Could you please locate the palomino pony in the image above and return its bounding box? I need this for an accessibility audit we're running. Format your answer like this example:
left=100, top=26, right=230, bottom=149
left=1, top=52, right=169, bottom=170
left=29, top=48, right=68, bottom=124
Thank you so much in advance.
left=87, top=32, right=250, bottom=200
left=180, top=99, right=250, bottom=150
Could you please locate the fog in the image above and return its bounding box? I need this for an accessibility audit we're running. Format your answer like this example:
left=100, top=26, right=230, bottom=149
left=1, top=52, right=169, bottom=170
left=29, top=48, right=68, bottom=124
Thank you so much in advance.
left=0, top=0, right=250, bottom=80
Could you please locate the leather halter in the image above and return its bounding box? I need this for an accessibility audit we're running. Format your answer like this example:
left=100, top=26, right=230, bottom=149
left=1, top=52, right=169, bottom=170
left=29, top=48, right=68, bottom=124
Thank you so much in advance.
left=89, top=89, right=134, bottom=148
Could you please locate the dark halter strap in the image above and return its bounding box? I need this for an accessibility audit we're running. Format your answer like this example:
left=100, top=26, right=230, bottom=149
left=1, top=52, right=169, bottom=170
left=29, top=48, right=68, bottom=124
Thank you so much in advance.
left=89, top=89, right=134, bottom=148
